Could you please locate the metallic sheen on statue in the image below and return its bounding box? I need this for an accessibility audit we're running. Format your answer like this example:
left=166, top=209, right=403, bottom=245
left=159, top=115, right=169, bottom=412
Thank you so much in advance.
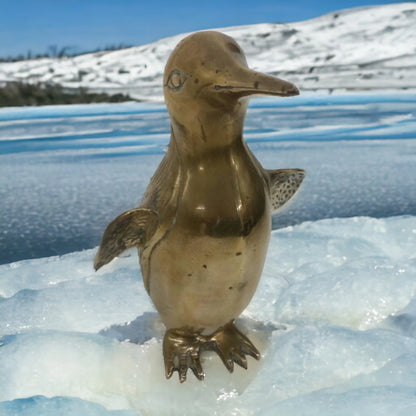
left=94, top=31, right=305, bottom=382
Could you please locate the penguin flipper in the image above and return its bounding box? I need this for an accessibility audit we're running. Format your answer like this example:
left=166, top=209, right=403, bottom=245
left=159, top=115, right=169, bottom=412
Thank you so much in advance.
left=94, top=208, right=158, bottom=271
left=268, top=168, right=305, bottom=214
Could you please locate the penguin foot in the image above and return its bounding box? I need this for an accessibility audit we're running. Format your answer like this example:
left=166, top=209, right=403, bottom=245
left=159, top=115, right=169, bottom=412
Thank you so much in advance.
left=163, top=328, right=205, bottom=383
left=163, top=322, right=260, bottom=381
left=209, top=321, right=260, bottom=373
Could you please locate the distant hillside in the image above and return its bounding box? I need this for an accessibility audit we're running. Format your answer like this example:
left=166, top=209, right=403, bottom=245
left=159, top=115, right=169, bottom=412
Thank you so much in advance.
left=0, top=3, right=415, bottom=103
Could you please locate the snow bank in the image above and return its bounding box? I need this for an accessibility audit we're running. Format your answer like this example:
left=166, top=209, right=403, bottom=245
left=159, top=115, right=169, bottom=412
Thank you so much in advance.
left=1, top=215, right=415, bottom=415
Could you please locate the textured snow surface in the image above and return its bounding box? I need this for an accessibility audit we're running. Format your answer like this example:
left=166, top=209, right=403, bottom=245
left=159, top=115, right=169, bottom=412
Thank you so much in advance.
left=1, top=215, right=416, bottom=415
left=0, top=3, right=415, bottom=99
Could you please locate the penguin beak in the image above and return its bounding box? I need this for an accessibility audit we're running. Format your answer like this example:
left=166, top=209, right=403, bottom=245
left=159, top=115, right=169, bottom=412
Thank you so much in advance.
left=214, top=68, right=299, bottom=98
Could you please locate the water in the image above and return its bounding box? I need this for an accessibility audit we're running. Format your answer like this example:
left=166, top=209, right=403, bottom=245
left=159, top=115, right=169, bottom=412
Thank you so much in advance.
left=1, top=93, right=416, bottom=264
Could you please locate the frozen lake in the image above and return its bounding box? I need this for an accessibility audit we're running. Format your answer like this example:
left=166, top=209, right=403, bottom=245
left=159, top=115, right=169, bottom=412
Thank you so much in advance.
left=1, top=93, right=416, bottom=264
left=1, top=93, right=416, bottom=415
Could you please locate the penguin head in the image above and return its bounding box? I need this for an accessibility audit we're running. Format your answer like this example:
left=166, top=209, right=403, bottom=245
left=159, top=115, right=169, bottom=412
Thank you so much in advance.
left=163, top=31, right=299, bottom=119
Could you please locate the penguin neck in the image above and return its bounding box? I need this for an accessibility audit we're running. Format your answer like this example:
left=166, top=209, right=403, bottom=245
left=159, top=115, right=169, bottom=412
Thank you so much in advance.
left=169, top=104, right=248, bottom=160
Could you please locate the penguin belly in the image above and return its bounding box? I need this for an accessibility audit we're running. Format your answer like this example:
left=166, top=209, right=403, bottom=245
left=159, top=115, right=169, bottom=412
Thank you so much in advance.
left=146, top=211, right=270, bottom=334
left=142, top=153, right=269, bottom=333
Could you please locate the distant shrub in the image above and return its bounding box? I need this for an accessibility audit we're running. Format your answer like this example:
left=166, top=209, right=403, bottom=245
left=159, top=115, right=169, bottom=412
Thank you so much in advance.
left=0, top=82, right=133, bottom=107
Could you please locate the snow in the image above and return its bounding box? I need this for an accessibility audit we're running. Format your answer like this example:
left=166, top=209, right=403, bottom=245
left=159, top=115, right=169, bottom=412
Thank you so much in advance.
left=1, top=3, right=416, bottom=99
left=0, top=215, right=416, bottom=415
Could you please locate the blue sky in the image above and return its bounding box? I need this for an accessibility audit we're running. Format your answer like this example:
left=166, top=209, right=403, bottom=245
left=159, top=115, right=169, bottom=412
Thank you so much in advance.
left=0, top=0, right=411, bottom=57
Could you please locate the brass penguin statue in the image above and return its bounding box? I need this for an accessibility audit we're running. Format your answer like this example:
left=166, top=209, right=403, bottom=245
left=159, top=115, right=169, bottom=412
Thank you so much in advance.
left=95, top=31, right=305, bottom=382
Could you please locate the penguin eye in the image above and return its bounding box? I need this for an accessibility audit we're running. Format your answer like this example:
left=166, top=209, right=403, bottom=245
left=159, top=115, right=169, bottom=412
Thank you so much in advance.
left=166, top=70, right=186, bottom=91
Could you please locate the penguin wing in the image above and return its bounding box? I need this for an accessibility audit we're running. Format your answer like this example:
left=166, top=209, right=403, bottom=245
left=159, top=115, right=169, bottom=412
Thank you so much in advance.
left=94, top=207, right=158, bottom=270
left=267, top=168, right=305, bottom=214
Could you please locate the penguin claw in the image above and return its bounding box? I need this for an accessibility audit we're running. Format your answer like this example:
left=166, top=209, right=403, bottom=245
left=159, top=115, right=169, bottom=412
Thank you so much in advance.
left=231, top=350, right=248, bottom=369
left=190, top=352, right=204, bottom=380
left=163, top=328, right=205, bottom=382
left=210, top=321, right=260, bottom=373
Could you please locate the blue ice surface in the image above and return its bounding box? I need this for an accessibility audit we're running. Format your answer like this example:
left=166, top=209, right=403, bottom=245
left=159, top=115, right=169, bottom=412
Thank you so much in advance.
left=0, top=396, right=137, bottom=416
left=0, top=92, right=415, bottom=264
